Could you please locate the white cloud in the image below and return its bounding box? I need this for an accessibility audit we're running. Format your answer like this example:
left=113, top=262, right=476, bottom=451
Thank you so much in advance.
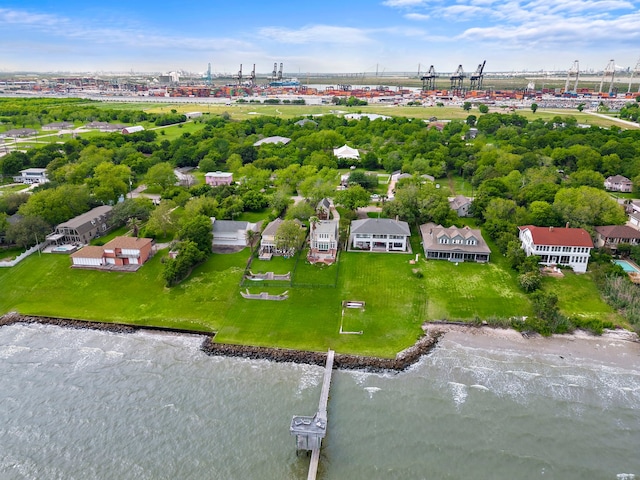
left=0, top=8, right=64, bottom=27
left=405, top=12, right=431, bottom=20
left=258, top=25, right=373, bottom=45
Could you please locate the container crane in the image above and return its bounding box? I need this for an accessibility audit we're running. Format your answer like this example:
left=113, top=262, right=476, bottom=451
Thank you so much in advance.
left=420, top=65, right=437, bottom=91
left=271, top=63, right=278, bottom=83
left=564, top=60, right=579, bottom=93
left=628, top=57, right=640, bottom=93
left=598, top=59, right=615, bottom=94
left=450, top=65, right=465, bottom=93
left=469, top=60, right=486, bottom=90
left=234, top=64, right=243, bottom=86
left=249, top=64, right=256, bottom=86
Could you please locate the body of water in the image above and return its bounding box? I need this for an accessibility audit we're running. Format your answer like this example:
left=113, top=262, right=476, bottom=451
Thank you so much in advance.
left=1, top=324, right=639, bottom=479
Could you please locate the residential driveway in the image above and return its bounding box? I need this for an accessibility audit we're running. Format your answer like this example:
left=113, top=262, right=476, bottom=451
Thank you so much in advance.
left=356, top=205, right=382, bottom=219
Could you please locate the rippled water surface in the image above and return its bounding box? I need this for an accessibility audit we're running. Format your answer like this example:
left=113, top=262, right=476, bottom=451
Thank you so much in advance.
left=1, top=325, right=639, bottom=480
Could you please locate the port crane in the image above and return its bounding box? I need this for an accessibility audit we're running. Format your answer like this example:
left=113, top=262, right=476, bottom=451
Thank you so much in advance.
left=469, top=60, right=486, bottom=90
left=420, top=65, right=437, bottom=91
left=234, top=64, right=243, bottom=85
left=450, top=65, right=465, bottom=93
left=564, top=60, right=579, bottom=93
left=598, top=59, right=616, bottom=94
left=249, top=64, right=256, bottom=86
left=629, top=57, right=640, bottom=93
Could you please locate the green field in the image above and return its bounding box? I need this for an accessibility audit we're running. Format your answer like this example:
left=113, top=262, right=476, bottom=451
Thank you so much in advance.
left=0, top=238, right=623, bottom=356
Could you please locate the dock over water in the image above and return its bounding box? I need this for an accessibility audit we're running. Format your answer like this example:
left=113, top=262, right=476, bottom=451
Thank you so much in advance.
left=290, top=349, right=334, bottom=480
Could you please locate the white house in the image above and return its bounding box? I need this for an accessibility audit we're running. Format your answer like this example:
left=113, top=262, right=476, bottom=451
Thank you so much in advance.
left=211, top=218, right=260, bottom=248
left=333, top=145, right=360, bottom=160
left=518, top=225, right=593, bottom=273
left=308, top=220, right=339, bottom=264
left=205, top=171, right=233, bottom=186
left=604, top=175, right=633, bottom=193
left=13, top=168, right=48, bottom=184
left=349, top=218, right=411, bottom=252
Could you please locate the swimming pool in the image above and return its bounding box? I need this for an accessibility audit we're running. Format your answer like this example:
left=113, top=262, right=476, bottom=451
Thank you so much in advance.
left=614, top=259, right=640, bottom=274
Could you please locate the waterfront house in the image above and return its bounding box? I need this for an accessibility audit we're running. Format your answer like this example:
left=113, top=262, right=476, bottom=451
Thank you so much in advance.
left=604, top=175, right=633, bottom=193
left=518, top=225, right=593, bottom=273
left=594, top=225, right=640, bottom=249
left=70, top=236, right=153, bottom=270
left=259, top=218, right=304, bottom=259
left=47, top=205, right=113, bottom=246
left=308, top=220, right=339, bottom=264
left=349, top=218, right=411, bottom=252
left=211, top=218, right=260, bottom=248
left=420, top=223, right=490, bottom=262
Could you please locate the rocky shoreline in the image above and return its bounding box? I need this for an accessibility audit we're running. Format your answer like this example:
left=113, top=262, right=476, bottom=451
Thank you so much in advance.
left=200, top=330, right=445, bottom=373
left=0, top=312, right=445, bottom=372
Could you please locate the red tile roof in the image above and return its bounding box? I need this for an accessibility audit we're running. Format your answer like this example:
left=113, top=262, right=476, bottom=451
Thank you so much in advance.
left=519, top=225, right=594, bottom=247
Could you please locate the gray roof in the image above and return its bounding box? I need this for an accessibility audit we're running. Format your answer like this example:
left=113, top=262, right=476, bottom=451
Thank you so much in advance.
left=314, top=220, right=338, bottom=236
left=295, top=119, right=318, bottom=126
left=420, top=223, right=491, bottom=255
left=606, top=175, right=632, bottom=183
left=212, top=220, right=249, bottom=233
left=449, top=195, right=472, bottom=210
left=253, top=136, right=291, bottom=146
left=317, top=198, right=331, bottom=211
left=56, top=205, right=112, bottom=233
left=350, top=218, right=410, bottom=236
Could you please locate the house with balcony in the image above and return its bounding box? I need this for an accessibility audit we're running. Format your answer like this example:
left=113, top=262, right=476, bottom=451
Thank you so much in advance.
left=47, top=205, right=112, bottom=246
left=70, top=236, right=153, bottom=270
left=259, top=218, right=304, bottom=259
left=349, top=218, right=411, bottom=252
left=13, top=168, right=49, bottom=185
left=518, top=225, right=593, bottom=273
left=308, top=220, right=339, bottom=264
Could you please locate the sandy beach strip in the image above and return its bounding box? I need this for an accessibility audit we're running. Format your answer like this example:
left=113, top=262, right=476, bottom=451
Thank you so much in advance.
left=424, top=322, right=640, bottom=370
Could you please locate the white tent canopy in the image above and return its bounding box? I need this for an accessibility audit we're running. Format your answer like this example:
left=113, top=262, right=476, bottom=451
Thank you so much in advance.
left=333, top=144, right=360, bottom=159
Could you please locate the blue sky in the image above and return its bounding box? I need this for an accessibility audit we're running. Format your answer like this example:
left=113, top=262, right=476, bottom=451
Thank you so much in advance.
left=1, top=0, right=639, bottom=74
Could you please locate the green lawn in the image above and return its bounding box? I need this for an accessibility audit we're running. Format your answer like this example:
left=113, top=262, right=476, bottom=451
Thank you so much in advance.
left=542, top=271, right=620, bottom=323
left=0, top=237, right=625, bottom=356
left=421, top=260, right=531, bottom=320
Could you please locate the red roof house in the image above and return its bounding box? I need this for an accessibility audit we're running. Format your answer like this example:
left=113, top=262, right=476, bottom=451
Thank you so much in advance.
left=518, top=225, right=593, bottom=273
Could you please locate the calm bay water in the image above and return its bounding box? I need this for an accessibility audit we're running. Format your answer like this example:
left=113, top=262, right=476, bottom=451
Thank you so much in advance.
left=0, top=324, right=639, bottom=480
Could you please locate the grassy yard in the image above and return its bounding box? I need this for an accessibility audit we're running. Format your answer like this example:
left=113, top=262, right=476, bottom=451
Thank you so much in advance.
left=542, top=271, right=620, bottom=323
left=0, top=235, right=625, bottom=356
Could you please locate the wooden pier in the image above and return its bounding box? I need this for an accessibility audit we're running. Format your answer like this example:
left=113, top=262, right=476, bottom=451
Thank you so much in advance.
left=290, top=349, right=334, bottom=480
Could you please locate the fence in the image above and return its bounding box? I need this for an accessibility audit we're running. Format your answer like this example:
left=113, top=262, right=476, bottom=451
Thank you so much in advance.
left=0, top=242, right=47, bottom=268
